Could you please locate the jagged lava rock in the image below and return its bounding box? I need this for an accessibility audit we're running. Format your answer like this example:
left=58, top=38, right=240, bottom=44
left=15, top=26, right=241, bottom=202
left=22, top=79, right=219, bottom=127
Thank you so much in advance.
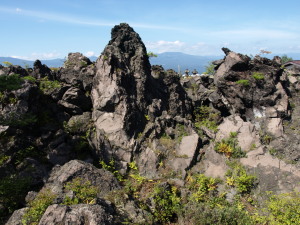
left=91, top=23, right=151, bottom=152
left=58, top=52, right=96, bottom=91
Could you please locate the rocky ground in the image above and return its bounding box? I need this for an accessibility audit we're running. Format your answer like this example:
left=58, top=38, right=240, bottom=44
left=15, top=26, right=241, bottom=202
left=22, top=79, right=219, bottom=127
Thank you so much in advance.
left=1, top=23, right=300, bottom=224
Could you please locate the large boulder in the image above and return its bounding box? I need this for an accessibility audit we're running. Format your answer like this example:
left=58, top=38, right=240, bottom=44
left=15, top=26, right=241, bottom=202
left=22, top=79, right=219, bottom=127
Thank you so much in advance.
left=31, top=60, right=54, bottom=80
left=58, top=52, right=96, bottom=91
left=44, top=160, right=120, bottom=198
left=91, top=23, right=152, bottom=159
left=38, top=202, right=116, bottom=225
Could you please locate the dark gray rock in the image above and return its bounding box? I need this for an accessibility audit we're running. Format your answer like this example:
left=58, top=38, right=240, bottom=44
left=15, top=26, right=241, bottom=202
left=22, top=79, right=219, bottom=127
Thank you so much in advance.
left=44, top=160, right=120, bottom=198
left=5, top=208, right=27, bottom=225
left=38, top=202, right=116, bottom=225
left=58, top=52, right=96, bottom=91
left=58, top=87, right=92, bottom=115
left=31, top=60, right=54, bottom=80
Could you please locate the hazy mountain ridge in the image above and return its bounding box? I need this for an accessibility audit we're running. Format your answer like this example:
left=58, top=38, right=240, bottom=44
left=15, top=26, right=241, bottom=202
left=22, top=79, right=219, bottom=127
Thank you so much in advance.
left=1, top=52, right=299, bottom=73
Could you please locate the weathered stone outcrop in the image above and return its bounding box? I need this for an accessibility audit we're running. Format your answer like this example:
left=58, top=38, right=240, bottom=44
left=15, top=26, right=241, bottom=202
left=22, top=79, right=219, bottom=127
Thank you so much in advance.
left=91, top=23, right=151, bottom=153
left=31, top=60, right=54, bottom=80
left=38, top=202, right=116, bottom=225
left=44, top=160, right=120, bottom=197
left=58, top=52, right=96, bottom=91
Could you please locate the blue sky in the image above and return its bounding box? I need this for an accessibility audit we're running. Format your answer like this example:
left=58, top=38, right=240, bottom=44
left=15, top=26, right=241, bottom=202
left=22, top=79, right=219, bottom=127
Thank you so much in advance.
left=1, top=0, right=299, bottom=60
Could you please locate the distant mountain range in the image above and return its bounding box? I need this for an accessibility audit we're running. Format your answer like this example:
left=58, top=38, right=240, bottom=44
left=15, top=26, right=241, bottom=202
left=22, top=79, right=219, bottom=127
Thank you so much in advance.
left=1, top=52, right=300, bottom=74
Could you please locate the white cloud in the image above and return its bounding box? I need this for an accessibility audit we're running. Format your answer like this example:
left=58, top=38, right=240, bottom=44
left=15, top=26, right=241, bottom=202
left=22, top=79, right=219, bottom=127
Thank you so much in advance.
left=84, top=51, right=97, bottom=57
left=16, top=8, right=22, bottom=13
left=146, top=40, right=186, bottom=53
left=11, top=52, right=61, bottom=60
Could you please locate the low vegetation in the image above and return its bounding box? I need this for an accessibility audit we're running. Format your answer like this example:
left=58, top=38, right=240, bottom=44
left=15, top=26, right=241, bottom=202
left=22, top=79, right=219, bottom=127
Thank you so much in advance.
left=215, top=132, right=246, bottom=158
left=236, top=79, right=250, bottom=86
left=22, top=189, right=57, bottom=225
left=63, top=177, right=98, bottom=205
left=194, top=105, right=220, bottom=133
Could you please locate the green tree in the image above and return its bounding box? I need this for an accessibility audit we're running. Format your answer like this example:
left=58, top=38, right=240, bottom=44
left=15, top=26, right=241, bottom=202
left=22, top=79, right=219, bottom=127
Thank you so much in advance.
left=281, top=54, right=293, bottom=64
left=203, top=62, right=215, bottom=75
left=147, top=52, right=157, bottom=58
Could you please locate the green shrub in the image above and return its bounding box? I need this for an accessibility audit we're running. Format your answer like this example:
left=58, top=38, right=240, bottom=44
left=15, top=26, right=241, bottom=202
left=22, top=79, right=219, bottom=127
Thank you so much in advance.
left=22, top=76, right=37, bottom=83
left=0, top=154, right=9, bottom=166
left=0, top=175, right=31, bottom=214
left=179, top=201, right=254, bottom=225
left=2, top=61, right=13, bottom=67
left=80, top=61, right=88, bottom=67
left=39, top=77, right=61, bottom=93
left=151, top=184, right=181, bottom=223
left=187, top=174, right=220, bottom=202
left=63, top=177, right=98, bottom=205
left=22, top=189, right=56, bottom=225
left=147, top=52, right=157, bottom=58
left=194, top=106, right=220, bottom=133
left=225, top=161, right=257, bottom=194
left=15, top=146, right=43, bottom=165
left=281, top=54, right=293, bottom=64
left=252, top=72, right=265, bottom=80
left=264, top=191, right=300, bottom=224
left=0, top=74, right=23, bottom=92
left=100, top=159, right=124, bottom=181
left=236, top=79, right=250, bottom=86
left=215, top=132, right=246, bottom=158
left=203, top=62, right=215, bottom=75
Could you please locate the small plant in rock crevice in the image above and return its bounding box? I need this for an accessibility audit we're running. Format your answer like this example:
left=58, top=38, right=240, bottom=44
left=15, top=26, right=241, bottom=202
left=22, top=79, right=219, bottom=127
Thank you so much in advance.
left=100, top=158, right=124, bottom=182
left=39, top=77, right=61, bottom=93
left=252, top=72, right=265, bottom=80
left=194, top=105, right=220, bottom=133
left=22, top=189, right=57, bottom=225
left=225, top=161, right=257, bottom=194
left=215, top=132, right=246, bottom=158
left=236, top=79, right=250, bottom=86
left=186, top=173, right=220, bottom=202
left=63, top=177, right=99, bottom=205
left=151, top=184, right=181, bottom=223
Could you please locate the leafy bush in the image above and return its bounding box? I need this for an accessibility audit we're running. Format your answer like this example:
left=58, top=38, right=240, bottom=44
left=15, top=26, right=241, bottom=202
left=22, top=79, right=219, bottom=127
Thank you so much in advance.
left=39, top=77, right=61, bottom=93
left=281, top=54, right=293, bottom=64
left=22, top=189, right=56, bottom=225
left=22, top=76, right=37, bottom=83
left=0, top=74, right=23, bottom=92
left=151, top=184, right=181, bottom=223
left=0, top=154, right=9, bottom=166
left=179, top=201, right=254, bottom=225
left=194, top=106, right=220, bottom=133
left=187, top=174, right=220, bottom=202
left=252, top=72, right=265, bottom=80
left=100, top=159, right=124, bottom=181
left=147, top=52, right=157, bottom=58
left=235, top=79, right=250, bottom=86
left=225, top=161, right=257, bottom=194
left=203, top=62, right=215, bottom=75
left=0, top=175, right=31, bottom=214
left=63, top=177, right=98, bottom=205
left=215, top=132, right=246, bottom=158
left=264, top=191, right=300, bottom=224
